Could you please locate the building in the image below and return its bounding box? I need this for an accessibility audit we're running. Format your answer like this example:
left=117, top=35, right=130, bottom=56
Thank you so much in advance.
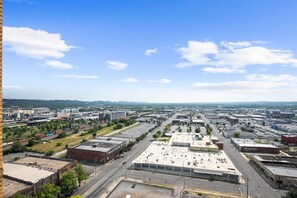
left=250, top=155, right=297, bottom=188
left=132, top=133, right=240, bottom=183
left=3, top=156, right=76, bottom=197
left=99, top=111, right=126, bottom=121
left=225, top=115, right=239, bottom=125
left=231, top=138, right=279, bottom=154
left=281, top=134, right=297, bottom=145
left=172, top=114, right=189, bottom=125
left=67, top=137, right=128, bottom=163
left=191, top=117, right=205, bottom=126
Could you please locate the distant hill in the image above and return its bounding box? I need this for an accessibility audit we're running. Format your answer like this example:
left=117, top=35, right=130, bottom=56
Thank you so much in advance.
left=3, top=99, right=297, bottom=109
left=3, top=99, right=148, bottom=109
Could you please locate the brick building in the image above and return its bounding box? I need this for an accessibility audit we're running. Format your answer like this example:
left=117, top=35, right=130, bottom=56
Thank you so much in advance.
left=67, top=137, right=128, bottom=163
left=281, top=134, right=297, bottom=145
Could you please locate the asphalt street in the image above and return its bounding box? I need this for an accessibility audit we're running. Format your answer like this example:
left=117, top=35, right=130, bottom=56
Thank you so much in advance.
left=201, top=114, right=286, bottom=198
left=75, top=115, right=175, bottom=198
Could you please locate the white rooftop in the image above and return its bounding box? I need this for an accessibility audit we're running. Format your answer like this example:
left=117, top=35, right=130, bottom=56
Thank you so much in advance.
left=231, top=138, right=277, bottom=148
left=3, top=163, right=54, bottom=183
left=170, top=133, right=218, bottom=150
left=132, top=142, right=240, bottom=175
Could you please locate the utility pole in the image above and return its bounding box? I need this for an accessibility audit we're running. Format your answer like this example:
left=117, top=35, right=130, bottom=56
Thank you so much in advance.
left=246, top=177, right=249, bottom=198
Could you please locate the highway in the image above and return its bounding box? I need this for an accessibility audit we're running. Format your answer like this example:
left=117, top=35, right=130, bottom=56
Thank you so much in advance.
left=201, top=114, right=286, bottom=198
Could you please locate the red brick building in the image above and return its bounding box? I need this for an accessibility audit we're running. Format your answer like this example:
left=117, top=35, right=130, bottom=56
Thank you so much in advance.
left=281, top=134, right=297, bottom=145
left=67, top=137, right=128, bottom=163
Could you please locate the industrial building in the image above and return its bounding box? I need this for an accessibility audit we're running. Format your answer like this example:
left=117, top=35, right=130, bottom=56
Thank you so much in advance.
left=225, top=115, right=239, bottom=125
left=3, top=156, right=76, bottom=198
left=132, top=133, right=240, bottom=183
left=99, top=111, right=126, bottom=121
left=67, top=137, right=128, bottom=163
left=281, top=134, right=297, bottom=145
left=231, top=138, right=280, bottom=154
left=250, top=154, right=297, bottom=188
left=172, top=114, right=189, bottom=125
left=191, top=116, right=205, bottom=126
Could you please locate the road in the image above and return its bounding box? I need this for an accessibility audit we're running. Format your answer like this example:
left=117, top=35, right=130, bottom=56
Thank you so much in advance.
left=75, top=115, right=175, bottom=197
left=201, top=114, right=286, bottom=198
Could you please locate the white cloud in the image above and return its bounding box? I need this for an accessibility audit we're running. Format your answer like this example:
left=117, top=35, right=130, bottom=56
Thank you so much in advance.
left=177, top=41, right=297, bottom=72
left=193, top=74, right=297, bottom=91
left=145, top=48, right=158, bottom=56
left=202, top=66, right=245, bottom=74
left=4, top=26, right=73, bottom=59
left=106, top=60, right=127, bottom=70
left=3, top=85, right=25, bottom=90
left=55, top=74, right=99, bottom=79
left=121, top=77, right=139, bottom=83
left=176, top=41, right=218, bottom=68
left=149, top=78, right=172, bottom=84
left=44, top=60, right=73, bottom=69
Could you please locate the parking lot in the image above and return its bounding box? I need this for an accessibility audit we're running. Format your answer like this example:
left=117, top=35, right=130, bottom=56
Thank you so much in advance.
left=116, top=123, right=156, bottom=140
left=107, top=180, right=173, bottom=198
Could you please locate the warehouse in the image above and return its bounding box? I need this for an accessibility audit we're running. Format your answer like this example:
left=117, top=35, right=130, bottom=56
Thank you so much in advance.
left=132, top=133, right=241, bottom=183
left=67, top=137, right=128, bottom=163
left=3, top=156, right=77, bottom=198
left=250, top=154, right=297, bottom=188
left=231, top=138, right=280, bottom=154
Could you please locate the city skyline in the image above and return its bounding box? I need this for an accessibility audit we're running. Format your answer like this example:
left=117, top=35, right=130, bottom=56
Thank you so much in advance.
left=3, top=0, right=297, bottom=102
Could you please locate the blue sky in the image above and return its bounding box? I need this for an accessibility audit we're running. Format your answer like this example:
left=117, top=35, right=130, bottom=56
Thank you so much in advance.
left=3, top=0, right=297, bottom=102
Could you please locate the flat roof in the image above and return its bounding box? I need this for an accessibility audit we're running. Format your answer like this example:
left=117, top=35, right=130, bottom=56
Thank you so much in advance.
left=266, top=166, right=297, bottom=178
left=170, top=133, right=218, bottom=150
left=3, top=163, right=54, bottom=183
left=132, top=142, right=240, bottom=175
left=4, top=178, right=31, bottom=198
left=16, top=156, right=71, bottom=172
left=73, top=137, right=126, bottom=152
left=231, top=138, right=277, bottom=148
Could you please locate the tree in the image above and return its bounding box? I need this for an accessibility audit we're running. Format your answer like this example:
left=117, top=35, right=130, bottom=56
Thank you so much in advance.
left=13, top=194, right=32, bottom=198
left=234, top=131, right=240, bottom=138
left=12, top=142, right=27, bottom=153
left=45, top=150, right=54, bottom=156
left=36, top=183, right=60, bottom=198
left=74, top=164, right=87, bottom=186
left=60, top=170, right=78, bottom=196
left=195, top=127, right=200, bottom=133
left=114, top=123, right=124, bottom=130
left=58, top=132, right=67, bottom=138
left=27, top=139, right=35, bottom=147
left=92, top=132, right=96, bottom=139
left=282, top=185, right=297, bottom=198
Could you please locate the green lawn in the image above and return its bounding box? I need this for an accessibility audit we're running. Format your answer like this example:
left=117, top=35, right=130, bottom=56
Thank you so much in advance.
left=31, top=126, right=115, bottom=153
left=31, top=124, right=139, bottom=154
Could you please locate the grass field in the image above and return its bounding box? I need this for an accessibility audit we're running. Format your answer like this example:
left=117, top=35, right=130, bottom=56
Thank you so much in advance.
left=31, top=126, right=116, bottom=153
left=31, top=124, right=138, bottom=154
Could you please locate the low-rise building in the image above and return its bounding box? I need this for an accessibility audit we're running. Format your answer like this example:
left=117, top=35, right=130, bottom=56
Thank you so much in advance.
left=231, top=138, right=279, bottom=154
left=67, top=137, right=128, bottom=163
left=3, top=156, right=76, bottom=198
left=250, top=155, right=297, bottom=188
left=132, top=133, right=240, bottom=183
left=281, top=134, right=297, bottom=145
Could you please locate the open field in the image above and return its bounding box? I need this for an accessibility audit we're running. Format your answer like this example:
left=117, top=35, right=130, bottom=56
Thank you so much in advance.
left=31, top=125, right=132, bottom=153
